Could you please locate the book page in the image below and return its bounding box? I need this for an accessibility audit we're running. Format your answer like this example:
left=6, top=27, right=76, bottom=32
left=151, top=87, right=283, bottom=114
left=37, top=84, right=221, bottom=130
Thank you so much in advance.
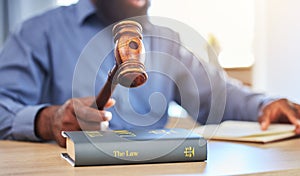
left=193, top=121, right=296, bottom=143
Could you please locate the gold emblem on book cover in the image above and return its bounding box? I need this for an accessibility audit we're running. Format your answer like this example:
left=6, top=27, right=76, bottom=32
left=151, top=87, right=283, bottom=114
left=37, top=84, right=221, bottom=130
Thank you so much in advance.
left=113, top=130, right=136, bottom=137
left=85, top=131, right=103, bottom=137
left=184, top=147, right=195, bottom=158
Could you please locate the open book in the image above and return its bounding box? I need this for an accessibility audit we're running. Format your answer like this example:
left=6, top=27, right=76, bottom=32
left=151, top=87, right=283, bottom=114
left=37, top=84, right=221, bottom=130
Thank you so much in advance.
left=193, top=120, right=298, bottom=143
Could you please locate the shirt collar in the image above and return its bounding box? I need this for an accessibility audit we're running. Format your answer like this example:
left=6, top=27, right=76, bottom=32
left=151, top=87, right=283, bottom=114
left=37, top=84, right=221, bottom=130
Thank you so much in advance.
left=77, top=0, right=97, bottom=25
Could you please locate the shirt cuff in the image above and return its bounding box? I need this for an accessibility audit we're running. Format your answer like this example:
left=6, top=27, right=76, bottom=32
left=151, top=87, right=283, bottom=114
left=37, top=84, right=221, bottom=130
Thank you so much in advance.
left=249, top=95, right=278, bottom=121
left=12, top=104, right=49, bottom=141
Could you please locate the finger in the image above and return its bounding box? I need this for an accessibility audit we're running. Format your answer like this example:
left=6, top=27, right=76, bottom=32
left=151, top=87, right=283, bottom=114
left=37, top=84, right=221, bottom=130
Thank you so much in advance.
left=77, top=119, right=111, bottom=131
left=72, top=99, right=112, bottom=122
left=80, top=96, right=97, bottom=106
left=293, top=103, right=300, bottom=110
left=56, top=103, right=82, bottom=131
left=104, top=98, right=116, bottom=108
left=76, top=107, right=112, bottom=122
left=280, top=103, right=300, bottom=127
left=102, top=111, right=112, bottom=121
left=61, top=115, right=82, bottom=131
left=291, top=103, right=300, bottom=117
left=296, top=126, right=300, bottom=134
left=259, top=110, right=271, bottom=130
left=100, top=121, right=110, bottom=131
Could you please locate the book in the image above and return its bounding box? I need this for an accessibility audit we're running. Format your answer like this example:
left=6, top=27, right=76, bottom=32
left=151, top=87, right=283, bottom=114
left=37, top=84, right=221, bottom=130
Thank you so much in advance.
left=193, top=120, right=298, bottom=143
left=61, top=128, right=207, bottom=166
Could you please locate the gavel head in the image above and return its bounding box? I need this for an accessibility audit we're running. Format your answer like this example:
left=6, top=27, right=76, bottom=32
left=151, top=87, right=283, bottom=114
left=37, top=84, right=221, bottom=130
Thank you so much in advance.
left=112, top=20, right=148, bottom=88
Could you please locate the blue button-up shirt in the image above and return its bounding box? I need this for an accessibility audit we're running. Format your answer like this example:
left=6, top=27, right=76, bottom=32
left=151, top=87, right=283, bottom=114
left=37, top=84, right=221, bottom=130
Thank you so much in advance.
left=0, top=0, right=269, bottom=141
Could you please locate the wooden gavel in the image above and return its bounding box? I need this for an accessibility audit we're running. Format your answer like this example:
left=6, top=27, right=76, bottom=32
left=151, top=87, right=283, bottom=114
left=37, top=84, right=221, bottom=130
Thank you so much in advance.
left=94, top=20, right=148, bottom=110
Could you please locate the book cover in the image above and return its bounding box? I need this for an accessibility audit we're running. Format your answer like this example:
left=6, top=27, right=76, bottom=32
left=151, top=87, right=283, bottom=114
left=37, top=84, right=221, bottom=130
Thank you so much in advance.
left=61, top=128, right=207, bottom=166
left=193, top=120, right=298, bottom=143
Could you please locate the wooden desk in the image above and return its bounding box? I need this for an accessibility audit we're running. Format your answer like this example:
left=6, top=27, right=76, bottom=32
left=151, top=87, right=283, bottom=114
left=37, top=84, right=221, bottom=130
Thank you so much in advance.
left=1, top=138, right=300, bottom=176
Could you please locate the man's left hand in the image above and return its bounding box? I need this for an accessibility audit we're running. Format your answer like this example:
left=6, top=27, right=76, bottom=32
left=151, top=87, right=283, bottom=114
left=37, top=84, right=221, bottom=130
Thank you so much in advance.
left=258, top=99, right=300, bottom=134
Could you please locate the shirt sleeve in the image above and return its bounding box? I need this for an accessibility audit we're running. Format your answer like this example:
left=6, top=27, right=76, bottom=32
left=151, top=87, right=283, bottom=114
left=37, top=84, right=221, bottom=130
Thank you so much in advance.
left=222, top=77, right=275, bottom=122
left=172, top=40, right=275, bottom=125
left=12, top=105, right=49, bottom=141
left=0, top=19, right=50, bottom=141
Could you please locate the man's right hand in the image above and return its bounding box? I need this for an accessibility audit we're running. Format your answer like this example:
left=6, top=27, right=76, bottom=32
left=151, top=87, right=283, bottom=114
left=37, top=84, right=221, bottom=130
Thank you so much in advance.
left=35, top=97, right=115, bottom=147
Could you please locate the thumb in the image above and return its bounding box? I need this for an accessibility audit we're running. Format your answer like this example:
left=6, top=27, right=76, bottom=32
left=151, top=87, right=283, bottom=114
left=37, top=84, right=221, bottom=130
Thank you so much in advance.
left=105, top=98, right=116, bottom=108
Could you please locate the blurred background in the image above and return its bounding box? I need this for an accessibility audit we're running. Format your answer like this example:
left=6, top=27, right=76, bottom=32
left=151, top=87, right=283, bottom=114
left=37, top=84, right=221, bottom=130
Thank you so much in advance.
left=0, top=0, right=299, bottom=104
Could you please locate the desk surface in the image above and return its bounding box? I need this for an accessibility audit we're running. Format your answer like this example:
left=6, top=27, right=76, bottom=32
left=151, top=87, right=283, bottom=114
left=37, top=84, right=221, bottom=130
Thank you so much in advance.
left=1, top=137, right=300, bottom=176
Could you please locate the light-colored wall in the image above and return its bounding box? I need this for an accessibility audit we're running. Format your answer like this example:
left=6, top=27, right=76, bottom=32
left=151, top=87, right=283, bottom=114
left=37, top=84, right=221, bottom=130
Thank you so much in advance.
left=253, top=0, right=300, bottom=103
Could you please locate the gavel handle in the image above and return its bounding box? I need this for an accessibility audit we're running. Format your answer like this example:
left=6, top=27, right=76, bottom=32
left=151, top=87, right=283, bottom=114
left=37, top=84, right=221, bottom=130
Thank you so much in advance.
left=93, top=66, right=118, bottom=110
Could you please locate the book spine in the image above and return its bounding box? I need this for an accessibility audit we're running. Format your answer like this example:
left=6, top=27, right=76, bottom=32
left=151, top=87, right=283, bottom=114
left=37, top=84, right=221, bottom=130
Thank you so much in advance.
left=74, top=138, right=207, bottom=166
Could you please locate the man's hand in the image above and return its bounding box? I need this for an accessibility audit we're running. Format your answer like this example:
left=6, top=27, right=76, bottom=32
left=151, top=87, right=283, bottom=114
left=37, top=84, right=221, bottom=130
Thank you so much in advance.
left=258, top=99, right=300, bottom=134
left=35, top=97, right=115, bottom=147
